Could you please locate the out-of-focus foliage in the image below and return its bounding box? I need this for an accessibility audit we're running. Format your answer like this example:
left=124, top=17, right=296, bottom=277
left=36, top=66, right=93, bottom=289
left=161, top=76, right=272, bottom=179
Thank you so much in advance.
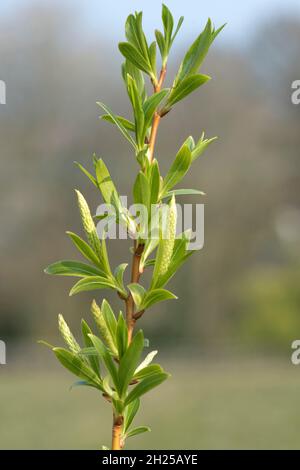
left=0, top=5, right=300, bottom=353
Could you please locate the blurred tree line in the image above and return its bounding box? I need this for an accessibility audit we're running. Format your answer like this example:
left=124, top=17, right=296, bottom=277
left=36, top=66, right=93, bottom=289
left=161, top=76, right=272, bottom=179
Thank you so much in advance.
left=0, top=5, right=300, bottom=353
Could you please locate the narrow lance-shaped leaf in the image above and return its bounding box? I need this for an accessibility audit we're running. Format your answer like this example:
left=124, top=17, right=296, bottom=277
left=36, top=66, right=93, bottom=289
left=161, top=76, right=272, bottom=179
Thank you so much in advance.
left=97, top=101, right=137, bottom=149
left=160, top=144, right=192, bottom=196
left=53, top=347, right=103, bottom=390
left=66, top=231, right=102, bottom=269
left=44, top=260, right=105, bottom=278
left=81, top=319, right=100, bottom=375
left=124, top=372, right=169, bottom=406
left=88, top=334, right=119, bottom=394
left=69, top=276, right=117, bottom=297
left=118, top=330, right=144, bottom=398
left=166, top=74, right=210, bottom=109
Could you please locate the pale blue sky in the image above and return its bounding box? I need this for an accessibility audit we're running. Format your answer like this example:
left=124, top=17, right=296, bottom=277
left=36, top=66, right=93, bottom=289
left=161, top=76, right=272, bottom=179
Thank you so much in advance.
left=2, top=0, right=300, bottom=45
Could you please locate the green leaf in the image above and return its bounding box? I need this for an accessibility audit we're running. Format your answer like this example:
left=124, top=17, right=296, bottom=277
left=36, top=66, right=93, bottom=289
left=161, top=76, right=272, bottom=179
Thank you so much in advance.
left=66, top=231, right=101, bottom=268
left=95, top=158, right=122, bottom=210
left=97, top=101, right=137, bottom=149
left=81, top=319, right=100, bottom=376
left=166, top=74, right=210, bottom=108
left=45, top=260, right=105, bottom=278
left=127, top=74, right=145, bottom=149
left=134, top=364, right=163, bottom=381
left=125, top=12, right=149, bottom=63
left=126, top=426, right=151, bottom=439
left=141, top=288, right=177, bottom=310
left=74, top=162, right=97, bottom=187
left=101, top=299, right=117, bottom=340
left=53, top=347, right=102, bottom=390
left=119, top=42, right=152, bottom=76
left=101, top=114, right=135, bottom=132
left=155, top=30, right=165, bottom=59
left=114, top=263, right=128, bottom=296
left=88, top=335, right=119, bottom=393
left=125, top=372, right=169, bottom=406
left=116, top=312, right=128, bottom=360
left=135, top=350, right=158, bottom=374
left=162, top=188, right=205, bottom=198
left=127, top=283, right=146, bottom=310
left=118, top=330, right=144, bottom=398
left=149, top=160, right=161, bottom=205
left=171, top=16, right=184, bottom=45
left=122, top=60, right=146, bottom=102
left=161, top=144, right=192, bottom=196
left=148, top=41, right=157, bottom=76
left=123, top=399, right=140, bottom=433
left=175, top=19, right=213, bottom=84
left=133, top=171, right=150, bottom=209
left=69, top=276, right=116, bottom=296
left=191, top=135, right=218, bottom=162
left=143, top=89, right=169, bottom=132
left=162, top=4, right=174, bottom=49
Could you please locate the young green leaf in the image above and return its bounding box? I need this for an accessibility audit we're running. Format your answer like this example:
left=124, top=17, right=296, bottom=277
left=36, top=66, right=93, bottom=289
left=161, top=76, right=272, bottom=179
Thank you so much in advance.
left=191, top=134, right=218, bottom=161
left=160, top=144, right=192, bottom=196
left=116, top=312, right=128, bottom=359
left=124, top=372, right=169, bottom=406
left=127, top=283, right=146, bottom=310
left=123, top=399, right=140, bottom=433
left=88, top=335, right=119, bottom=393
left=149, top=159, right=161, bottom=205
left=162, top=188, right=205, bottom=198
left=101, top=114, right=135, bottom=132
left=127, top=74, right=145, bottom=149
left=119, top=42, right=152, bottom=76
left=143, top=89, right=169, bottom=132
left=75, top=162, right=97, bottom=187
left=114, top=263, right=128, bottom=296
left=133, top=364, right=164, bottom=381
left=135, top=350, right=158, bottom=374
left=174, top=19, right=213, bottom=84
left=66, top=231, right=102, bottom=268
left=118, top=330, right=144, bottom=398
left=95, top=158, right=122, bottom=210
left=141, top=288, right=177, bottom=310
left=122, top=60, right=146, bottom=102
left=69, top=276, right=116, bottom=296
left=81, top=319, right=100, bottom=375
left=53, top=347, right=102, bottom=390
left=97, top=101, right=137, bottom=149
left=126, top=426, right=151, bottom=439
left=166, top=74, right=210, bottom=108
left=44, top=260, right=105, bottom=278
left=101, top=299, right=118, bottom=340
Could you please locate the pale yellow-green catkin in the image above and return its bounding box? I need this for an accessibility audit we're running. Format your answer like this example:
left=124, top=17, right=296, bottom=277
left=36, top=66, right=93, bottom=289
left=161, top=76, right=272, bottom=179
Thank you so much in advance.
left=90, top=300, right=118, bottom=356
left=157, top=195, right=177, bottom=277
left=75, top=190, right=102, bottom=257
left=58, top=314, right=81, bottom=354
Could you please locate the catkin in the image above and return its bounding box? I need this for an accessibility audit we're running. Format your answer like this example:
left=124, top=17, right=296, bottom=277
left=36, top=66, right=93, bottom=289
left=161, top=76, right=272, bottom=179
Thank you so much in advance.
left=157, top=195, right=177, bottom=277
left=75, top=190, right=102, bottom=257
left=58, top=314, right=81, bottom=354
left=91, top=300, right=117, bottom=356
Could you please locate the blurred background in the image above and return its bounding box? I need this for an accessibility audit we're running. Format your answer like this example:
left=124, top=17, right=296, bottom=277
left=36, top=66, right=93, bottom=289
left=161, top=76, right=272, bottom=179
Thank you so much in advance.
left=1, top=0, right=300, bottom=449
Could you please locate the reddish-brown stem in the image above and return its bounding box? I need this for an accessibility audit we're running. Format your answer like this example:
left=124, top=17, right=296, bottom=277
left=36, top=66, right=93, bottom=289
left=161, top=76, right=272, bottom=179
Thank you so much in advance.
left=148, top=66, right=166, bottom=163
left=125, top=67, right=167, bottom=343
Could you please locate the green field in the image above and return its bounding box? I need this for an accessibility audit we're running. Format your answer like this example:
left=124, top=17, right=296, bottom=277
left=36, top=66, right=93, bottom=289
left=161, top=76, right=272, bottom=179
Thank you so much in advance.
left=1, top=359, right=300, bottom=449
